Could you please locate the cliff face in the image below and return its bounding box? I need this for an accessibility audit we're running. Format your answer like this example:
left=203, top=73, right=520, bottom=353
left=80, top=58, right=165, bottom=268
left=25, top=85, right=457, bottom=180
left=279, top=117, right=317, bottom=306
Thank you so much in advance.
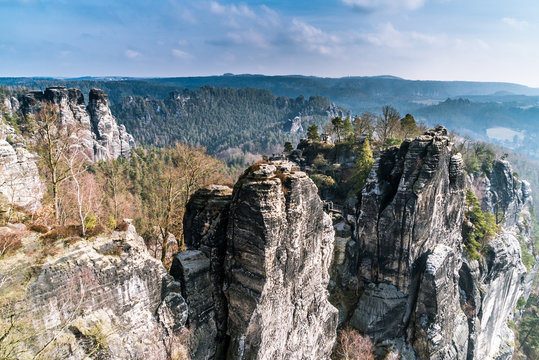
left=171, top=162, right=338, bottom=360
left=0, top=119, right=42, bottom=210
left=21, top=87, right=134, bottom=161
left=327, top=128, right=533, bottom=360
left=463, top=160, right=532, bottom=360
left=342, top=127, right=469, bottom=358
left=0, top=223, right=188, bottom=359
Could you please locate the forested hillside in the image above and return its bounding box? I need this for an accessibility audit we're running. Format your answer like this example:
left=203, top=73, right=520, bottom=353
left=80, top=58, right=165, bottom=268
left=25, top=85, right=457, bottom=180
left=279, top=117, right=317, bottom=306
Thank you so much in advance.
left=110, top=86, right=345, bottom=165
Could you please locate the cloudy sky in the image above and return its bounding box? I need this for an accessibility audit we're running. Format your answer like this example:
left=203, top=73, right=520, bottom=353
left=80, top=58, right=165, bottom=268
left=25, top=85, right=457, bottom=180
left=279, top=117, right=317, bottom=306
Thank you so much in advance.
left=1, top=0, right=539, bottom=86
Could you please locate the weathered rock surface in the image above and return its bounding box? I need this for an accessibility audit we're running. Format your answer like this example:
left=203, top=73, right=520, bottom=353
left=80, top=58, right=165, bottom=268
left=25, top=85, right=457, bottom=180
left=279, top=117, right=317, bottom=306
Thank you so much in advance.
left=20, top=87, right=134, bottom=161
left=462, top=160, right=532, bottom=360
left=172, top=163, right=338, bottom=359
left=224, top=162, right=338, bottom=359
left=22, top=224, right=188, bottom=359
left=0, top=119, right=42, bottom=210
left=329, top=128, right=533, bottom=360
left=174, top=184, right=233, bottom=359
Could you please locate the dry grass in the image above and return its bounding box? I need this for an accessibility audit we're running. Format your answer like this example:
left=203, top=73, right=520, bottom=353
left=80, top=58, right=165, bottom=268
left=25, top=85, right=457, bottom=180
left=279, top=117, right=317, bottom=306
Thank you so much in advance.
left=248, top=159, right=270, bottom=172
left=115, top=220, right=130, bottom=232
left=29, top=224, right=50, bottom=234
left=0, top=232, right=23, bottom=257
left=41, top=225, right=82, bottom=244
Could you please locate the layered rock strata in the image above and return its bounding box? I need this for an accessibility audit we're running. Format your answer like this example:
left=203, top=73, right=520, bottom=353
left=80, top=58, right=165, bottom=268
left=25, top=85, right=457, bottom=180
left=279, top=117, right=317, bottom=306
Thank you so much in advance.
left=330, top=128, right=533, bottom=360
left=21, top=87, right=134, bottom=161
left=0, top=120, right=42, bottom=210
left=171, top=163, right=339, bottom=360
left=24, top=224, right=188, bottom=359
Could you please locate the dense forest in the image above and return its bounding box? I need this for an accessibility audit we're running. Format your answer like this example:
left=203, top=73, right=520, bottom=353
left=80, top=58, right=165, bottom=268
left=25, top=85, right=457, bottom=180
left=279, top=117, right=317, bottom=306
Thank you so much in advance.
left=110, top=86, right=345, bottom=165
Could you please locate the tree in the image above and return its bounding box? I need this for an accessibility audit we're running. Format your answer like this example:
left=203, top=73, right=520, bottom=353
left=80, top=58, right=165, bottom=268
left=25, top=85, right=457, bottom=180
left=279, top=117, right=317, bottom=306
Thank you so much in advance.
left=375, top=105, right=401, bottom=143
left=33, top=104, right=79, bottom=222
left=284, top=141, right=294, bottom=153
left=331, top=116, right=345, bottom=142
left=352, top=112, right=375, bottom=140
left=343, top=117, right=354, bottom=141
left=350, top=138, right=374, bottom=194
left=399, top=113, right=419, bottom=138
left=306, top=123, right=320, bottom=141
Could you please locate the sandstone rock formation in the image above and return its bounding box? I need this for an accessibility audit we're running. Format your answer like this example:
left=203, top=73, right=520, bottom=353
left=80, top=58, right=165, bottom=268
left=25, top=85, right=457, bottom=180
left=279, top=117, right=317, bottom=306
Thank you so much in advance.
left=324, top=127, right=533, bottom=360
left=0, top=119, right=42, bottom=210
left=2, top=223, right=188, bottom=359
left=21, top=87, right=134, bottom=161
left=171, top=163, right=339, bottom=360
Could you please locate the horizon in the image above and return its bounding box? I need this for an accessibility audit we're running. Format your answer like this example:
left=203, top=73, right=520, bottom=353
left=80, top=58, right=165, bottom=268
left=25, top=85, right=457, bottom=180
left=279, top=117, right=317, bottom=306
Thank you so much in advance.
left=2, top=73, right=539, bottom=90
left=2, top=1, right=539, bottom=87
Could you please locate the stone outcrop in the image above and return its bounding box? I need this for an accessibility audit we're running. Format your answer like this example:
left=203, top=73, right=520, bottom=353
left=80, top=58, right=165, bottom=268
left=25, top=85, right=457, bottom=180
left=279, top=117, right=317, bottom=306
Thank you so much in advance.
left=0, top=119, right=42, bottom=210
left=172, top=185, right=232, bottom=359
left=340, top=127, right=468, bottom=358
left=21, top=87, right=134, bottom=161
left=325, top=127, right=533, bottom=360
left=461, top=160, right=533, bottom=360
left=224, top=162, right=338, bottom=360
left=170, top=163, right=338, bottom=360
left=16, top=224, right=189, bottom=359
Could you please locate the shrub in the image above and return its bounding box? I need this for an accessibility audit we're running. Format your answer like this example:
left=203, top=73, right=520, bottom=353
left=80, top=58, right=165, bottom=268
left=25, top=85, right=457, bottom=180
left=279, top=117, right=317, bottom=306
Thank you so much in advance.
left=463, top=189, right=498, bottom=259
left=86, top=223, right=107, bottom=238
left=518, top=235, right=536, bottom=272
left=332, top=327, right=375, bottom=360
left=116, top=220, right=130, bottom=232
left=41, top=225, right=81, bottom=244
left=106, top=215, right=117, bottom=230
left=29, top=223, right=49, bottom=233
left=84, top=214, right=97, bottom=231
left=517, top=296, right=527, bottom=310
left=0, top=232, right=23, bottom=257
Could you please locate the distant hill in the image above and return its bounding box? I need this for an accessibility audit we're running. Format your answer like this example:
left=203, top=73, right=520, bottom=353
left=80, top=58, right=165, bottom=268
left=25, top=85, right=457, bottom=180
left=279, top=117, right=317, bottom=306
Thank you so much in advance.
left=2, top=74, right=539, bottom=160
left=109, top=86, right=345, bottom=165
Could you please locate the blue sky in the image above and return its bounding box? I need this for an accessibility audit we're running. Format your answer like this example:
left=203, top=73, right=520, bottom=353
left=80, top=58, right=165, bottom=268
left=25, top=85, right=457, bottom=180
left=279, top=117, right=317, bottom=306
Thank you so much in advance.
left=1, top=0, right=539, bottom=86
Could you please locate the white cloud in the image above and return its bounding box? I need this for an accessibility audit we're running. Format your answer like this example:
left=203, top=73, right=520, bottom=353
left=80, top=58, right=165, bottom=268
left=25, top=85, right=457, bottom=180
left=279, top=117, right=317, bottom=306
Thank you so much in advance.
left=290, top=19, right=341, bottom=55
left=501, top=17, right=530, bottom=30
left=342, top=0, right=426, bottom=11
left=360, top=22, right=439, bottom=48
left=209, top=1, right=255, bottom=18
left=172, top=48, right=193, bottom=59
left=124, top=49, right=141, bottom=59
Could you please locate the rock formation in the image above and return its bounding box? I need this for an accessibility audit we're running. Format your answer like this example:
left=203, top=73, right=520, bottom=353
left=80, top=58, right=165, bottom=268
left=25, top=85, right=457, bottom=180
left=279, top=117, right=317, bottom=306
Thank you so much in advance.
left=170, top=162, right=339, bottom=360
left=321, top=127, right=533, bottom=360
left=20, top=87, right=134, bottom=161
left=1, top=223, right=189, bottom=359
left=0, top=119, right=42, bottom=210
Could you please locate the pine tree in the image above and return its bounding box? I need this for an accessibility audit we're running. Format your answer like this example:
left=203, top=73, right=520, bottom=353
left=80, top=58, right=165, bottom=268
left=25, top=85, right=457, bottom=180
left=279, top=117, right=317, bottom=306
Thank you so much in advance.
left=306, top=123, right=320, bottom=141
left=284, top=141, right=294, bottom=153
left=351, top=138, right=374, bottom=193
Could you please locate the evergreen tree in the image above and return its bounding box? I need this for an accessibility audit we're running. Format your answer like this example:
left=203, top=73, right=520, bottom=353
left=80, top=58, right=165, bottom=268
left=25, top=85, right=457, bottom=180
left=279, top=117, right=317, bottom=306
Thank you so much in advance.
left=284, top=141, right=294, bottom=153
left=343, top=117, right=354, bottom=141
left=350, top=138, right=374, bottom=193
left=400, top=113, right=419, bottom=138
left=306, top=123, right=320, bottom=141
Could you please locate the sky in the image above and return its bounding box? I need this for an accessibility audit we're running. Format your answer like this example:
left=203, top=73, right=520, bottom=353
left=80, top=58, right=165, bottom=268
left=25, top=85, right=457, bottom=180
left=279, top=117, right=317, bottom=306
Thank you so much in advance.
left=1, top=0, right=539, bottom=86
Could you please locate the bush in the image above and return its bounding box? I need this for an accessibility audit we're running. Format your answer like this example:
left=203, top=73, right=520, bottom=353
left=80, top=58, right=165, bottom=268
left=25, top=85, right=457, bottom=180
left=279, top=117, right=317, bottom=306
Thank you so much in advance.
left=332, top=327, right=375, bottom=360
left=463, top=189, right=498, bottom=259
left=518, top=235, right=536, bottom=272
left=29, top=223, right=49, bottom=233
left=0, top=232, right=23, bottom=257
left=84, top=214, right=97, bottom=231
left=41, top=225, right=81, bottom=244
left=116, top=220, right=130, bottom=232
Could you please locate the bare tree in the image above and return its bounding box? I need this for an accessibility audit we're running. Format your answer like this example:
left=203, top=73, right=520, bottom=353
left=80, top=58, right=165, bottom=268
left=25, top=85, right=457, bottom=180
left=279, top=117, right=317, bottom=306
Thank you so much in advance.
left=352, top=112, right=376, bottom=139
left=32, top=104, right=77, bottom=222
left=375, top=105, right=401, bottom=143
